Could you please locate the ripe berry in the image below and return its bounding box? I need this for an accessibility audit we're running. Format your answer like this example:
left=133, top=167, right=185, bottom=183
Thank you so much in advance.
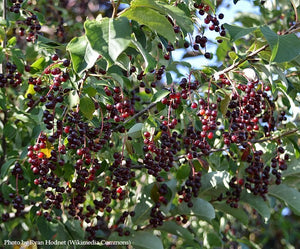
left=191, top=102, right=198, bottom=109
left=51, top=54, right=59, bottom=61
left=144, top=131, right=151, bottom=138
left=207, top=132, right=214, bottom=139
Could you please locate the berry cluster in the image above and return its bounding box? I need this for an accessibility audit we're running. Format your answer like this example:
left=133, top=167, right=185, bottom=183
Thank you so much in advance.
left=104, top=85, right=136, bottom=124
left=17, top=14, right=42, bottom=42
left=142, top=130, right=180, bottom=181
left=0, top=62, right=22, bottom=88
left=225, top=176, right=243, bottom=208
left=178, top=171, right=202, bottom=207
left=149, top=202, right=165, bottom=227
left=9, top=0, right=23, bottom=14
left=223, top=79, right=279, bottom=146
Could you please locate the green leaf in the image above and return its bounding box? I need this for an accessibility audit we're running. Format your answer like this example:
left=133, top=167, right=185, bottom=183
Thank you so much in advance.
left=7, top=37, right=17, bottom=46
left=200, top=171, right=230, bottom=198
left=240, top=191, right=271, bottom=221
left=220, top=94, right=231, bottom=116
left=68, top=90, right=80, bottom=108
left=223, top=24, right=257, bottom=41
left=64, top=220, right=85, bottom=240
left=131, top=37, right=156, bottom=73
left=151, top=89, right=170, bottom=103
left=155, top=2, right=194, bottom=34
left=260, top=25, right=300, bottom=63
left=11, top=49, right=24, bottom=73
left=176, top=164, right=191, bottom=180
left=67, top=35, right=99, bottom=75
left=127, top=123, right=143, bottom=139
left=36, top=216, right=58, bottom=239
left=3, top=123, right=16, bottom=140
left=177, top=198, right=215, bottom=221
left=214, top=202, right=249, bottom=225
left=282, top=157, right=300, bottom=176
left=30, top=57, right=46, bottom=74
left=130, top=231, right=163, bottom=249
left=85, top=17, right=132, bottom=64
left=121, top=7, right=176, bottom=42
left=268, top=184, right=300, bottom=215
left=1, top=158, right=16, bottom=178
left=79, top=97, right=95, bottom=120
left=159, top=221, right=194, bottom=241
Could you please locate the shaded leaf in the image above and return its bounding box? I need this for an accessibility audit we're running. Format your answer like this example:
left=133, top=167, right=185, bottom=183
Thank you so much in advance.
left=159, top=221, right=194, bottom=241
left=240, top=191, right=271, bottom=221
left=268, top=184, right=300, bottom=215
left=223, top=24, right=257, bottom=41
left=214, top=202, right=248, bottom=225
left=80, top=97, right=95, bottom=120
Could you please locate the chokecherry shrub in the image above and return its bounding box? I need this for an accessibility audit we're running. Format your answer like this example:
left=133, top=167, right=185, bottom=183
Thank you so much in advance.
left=0, top=0, right=300, bottom=248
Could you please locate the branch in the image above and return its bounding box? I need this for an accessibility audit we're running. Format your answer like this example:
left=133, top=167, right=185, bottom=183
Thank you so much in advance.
left=111, top=0, right=121, bottom=18
left=251, top=128, right=299, bottom=144
left=216, top=44, right=269, bottom=77
left=114, top=102, right=157, bottom=131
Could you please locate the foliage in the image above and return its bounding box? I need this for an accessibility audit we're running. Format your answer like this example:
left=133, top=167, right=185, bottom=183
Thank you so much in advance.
left=0, top=0, right=299, bottom=248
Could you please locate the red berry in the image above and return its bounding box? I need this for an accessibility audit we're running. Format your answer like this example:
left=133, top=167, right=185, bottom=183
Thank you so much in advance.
left=37, top=152, right=44, bottom=158
left=238, top=179, right=244, bottom=185
left=51, top=54, right=59, bottom=61
left=117, top=187, right=123, bottom=194
left=191, top=102, right=198, bottom=109
left=144, top=131, right=151, bottom=138
left=207, top=132, right=214, bottom=139
left=64, top=126, right=70, bottom=133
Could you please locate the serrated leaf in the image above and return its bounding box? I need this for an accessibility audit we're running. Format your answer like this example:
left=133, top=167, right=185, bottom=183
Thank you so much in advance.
left=223, top=24, right=257, bottom=42
left=151, top=89, right=170, bottom=103
left=67, top=35, right=99, bottom=75
left=268, top=184, right=300, bottom=215
left=214, top=202, right=248, bottom=225
left=80, top=97, right=95, bottom=120
left=121, top=7, right=175, bottom=42
left=85, top=17, right=132, bottom=64
left=127, top=123, right=143, bottom=139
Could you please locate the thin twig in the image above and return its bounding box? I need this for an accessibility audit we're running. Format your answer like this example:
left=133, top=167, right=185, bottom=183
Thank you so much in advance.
left=251, top=128, right=299, bottom=144
left=216, top=44, right=269, bottom=77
